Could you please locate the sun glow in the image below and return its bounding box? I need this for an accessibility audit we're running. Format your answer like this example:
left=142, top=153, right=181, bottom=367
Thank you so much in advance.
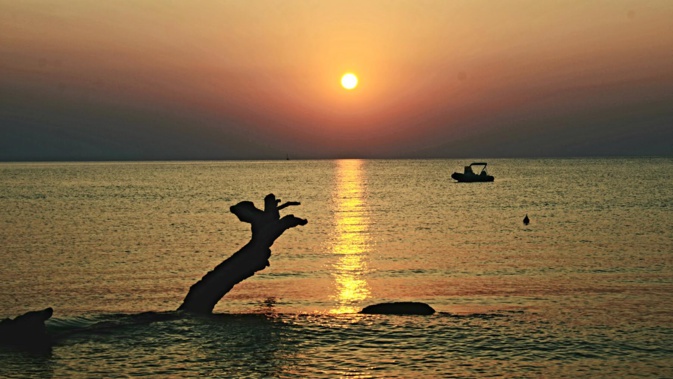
left=341, top=73, right=358, bottom=90
left=329, top=159, right=371, bottom=314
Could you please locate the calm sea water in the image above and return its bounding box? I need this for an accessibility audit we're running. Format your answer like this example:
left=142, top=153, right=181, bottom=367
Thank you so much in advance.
left=1, top=158, right=672, bottom=377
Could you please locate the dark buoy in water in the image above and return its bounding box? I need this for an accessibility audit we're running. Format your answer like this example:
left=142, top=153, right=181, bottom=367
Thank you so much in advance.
left=523, top=214, right=530, bottom=225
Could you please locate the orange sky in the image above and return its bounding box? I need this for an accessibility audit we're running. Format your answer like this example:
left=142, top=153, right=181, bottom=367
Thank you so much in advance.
left=1, top=1, right=672, bottom=159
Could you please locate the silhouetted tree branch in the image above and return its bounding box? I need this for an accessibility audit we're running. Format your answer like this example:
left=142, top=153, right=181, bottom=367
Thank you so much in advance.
left=178, top=194, right=307, bottom=314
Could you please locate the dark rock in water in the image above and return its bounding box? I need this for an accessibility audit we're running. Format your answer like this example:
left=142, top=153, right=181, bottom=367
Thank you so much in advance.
left=360, top=302, right=435, bottom=315
left=0, top=308, right=53, bottom=351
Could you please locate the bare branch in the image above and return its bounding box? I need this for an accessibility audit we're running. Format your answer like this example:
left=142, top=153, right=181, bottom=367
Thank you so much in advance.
left=178, top=194, right=307, bottom=314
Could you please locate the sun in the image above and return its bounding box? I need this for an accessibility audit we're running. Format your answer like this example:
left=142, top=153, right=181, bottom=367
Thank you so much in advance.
left=341, top=73, right=358, bottom=90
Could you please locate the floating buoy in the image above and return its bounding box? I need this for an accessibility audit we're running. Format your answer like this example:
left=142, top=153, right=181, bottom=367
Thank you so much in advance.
left=523, top=214, right=530, bottom=225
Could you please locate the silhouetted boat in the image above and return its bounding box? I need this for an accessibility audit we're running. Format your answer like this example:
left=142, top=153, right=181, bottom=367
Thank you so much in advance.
left=451, top=162, right=494, bottom=182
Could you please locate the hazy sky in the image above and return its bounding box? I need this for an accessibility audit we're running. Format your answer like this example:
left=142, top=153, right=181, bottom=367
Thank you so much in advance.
left=1, top=0, right=672, bottom=160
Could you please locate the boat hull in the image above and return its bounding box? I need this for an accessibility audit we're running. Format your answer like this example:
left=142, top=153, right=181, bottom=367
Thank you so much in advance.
left=451, top=172, right=494, bottom=182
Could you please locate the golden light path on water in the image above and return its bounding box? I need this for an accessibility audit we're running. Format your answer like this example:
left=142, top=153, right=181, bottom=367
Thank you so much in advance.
left=330, top=160, right=371, bottom=314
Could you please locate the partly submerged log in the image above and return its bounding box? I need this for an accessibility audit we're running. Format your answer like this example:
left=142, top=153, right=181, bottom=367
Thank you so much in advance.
left=0, top=307, right=53, bottom=350
left=1, top=194, right=304, bottom=349
left=178, top=194, right=307, bottom=314
left=360, top=302, right=436, bottom=315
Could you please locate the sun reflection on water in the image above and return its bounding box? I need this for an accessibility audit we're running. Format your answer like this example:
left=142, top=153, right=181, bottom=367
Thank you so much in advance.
left=330, top=160, right=371, bottom=314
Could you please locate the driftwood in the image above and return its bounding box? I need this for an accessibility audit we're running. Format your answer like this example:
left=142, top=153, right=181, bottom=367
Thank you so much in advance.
left=178, top=194, right=307, bottom=314
left=0, top=307, right=53, bottom=351
left=0, top=194, right=305, bottom=349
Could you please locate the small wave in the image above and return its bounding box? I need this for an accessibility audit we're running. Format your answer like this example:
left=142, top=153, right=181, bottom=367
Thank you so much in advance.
left=46, top=312, right=180, bottom=340
left=437, top=311, right=512, bottom=320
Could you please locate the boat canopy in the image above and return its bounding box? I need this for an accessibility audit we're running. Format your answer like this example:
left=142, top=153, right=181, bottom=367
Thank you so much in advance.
left=469, top=162, right=488, bottom=166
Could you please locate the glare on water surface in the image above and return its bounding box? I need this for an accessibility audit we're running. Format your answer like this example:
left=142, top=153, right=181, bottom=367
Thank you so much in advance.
left=1, top=159, right=673, bottom=378
left=329, top=159, right=371, bottom=314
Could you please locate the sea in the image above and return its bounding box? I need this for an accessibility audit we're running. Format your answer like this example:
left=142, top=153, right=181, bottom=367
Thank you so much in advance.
left=1, top=158, right=672, bottom=378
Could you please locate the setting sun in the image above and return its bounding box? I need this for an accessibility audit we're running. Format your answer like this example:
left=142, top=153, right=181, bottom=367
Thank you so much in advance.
left=341, top=73, right=358, bottom=90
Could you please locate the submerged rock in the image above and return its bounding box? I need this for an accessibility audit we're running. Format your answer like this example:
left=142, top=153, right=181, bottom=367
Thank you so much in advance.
left=360, top=302, right=435, bottom=315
